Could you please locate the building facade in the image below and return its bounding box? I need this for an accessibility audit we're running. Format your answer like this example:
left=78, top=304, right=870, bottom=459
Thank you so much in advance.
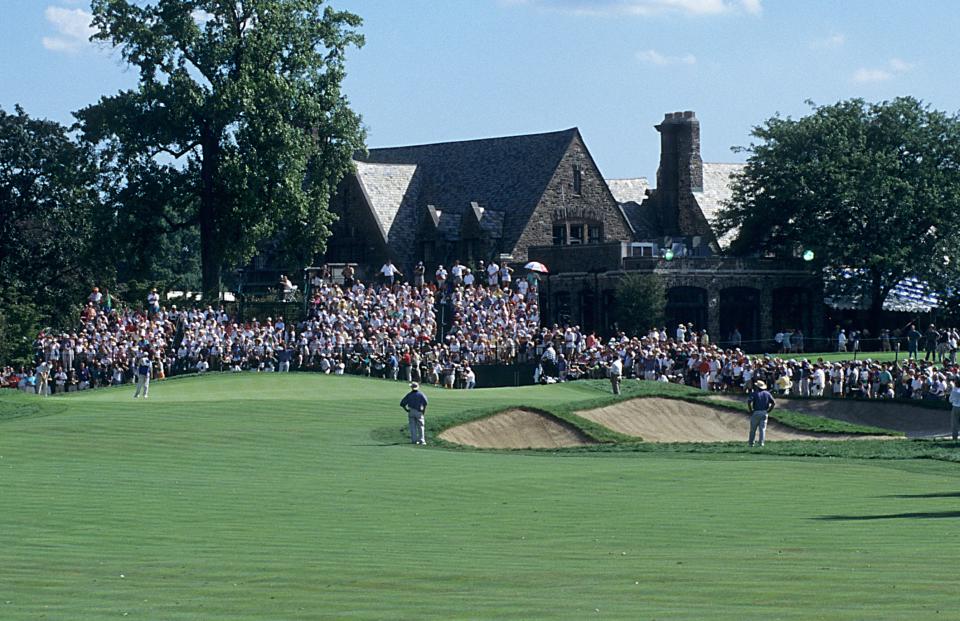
left=323, top=111, right=824, bottom=347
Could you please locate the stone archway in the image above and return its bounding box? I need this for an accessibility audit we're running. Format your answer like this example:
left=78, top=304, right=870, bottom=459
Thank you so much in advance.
left=665, top=286, right=708, bottom=334
left=773, top=286, right=813, bottom=340
left=720, top=287, right=761, bottom=350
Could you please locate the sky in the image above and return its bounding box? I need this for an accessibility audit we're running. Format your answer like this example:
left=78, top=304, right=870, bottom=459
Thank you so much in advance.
left=2, top=0, right=959, bottom=179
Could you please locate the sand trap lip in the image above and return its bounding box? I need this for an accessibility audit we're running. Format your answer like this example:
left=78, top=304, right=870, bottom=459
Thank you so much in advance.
left=440, top=408, right=595, bottom=449
left=707, top=395, right=946, bottom=438
left=577, top=397, right=891, bottom=443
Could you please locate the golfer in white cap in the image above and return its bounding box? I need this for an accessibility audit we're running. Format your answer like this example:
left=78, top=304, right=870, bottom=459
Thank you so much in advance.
left=747, top=380, right=776, bottom=447
left=400, top=382, right=428, bottom=445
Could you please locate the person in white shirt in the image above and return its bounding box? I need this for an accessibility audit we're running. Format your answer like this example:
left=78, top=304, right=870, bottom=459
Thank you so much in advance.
left=450, top=260, right=464, bottom=286
left=499, top=264, right=513, bottom=288
left=147, top=288, right=160, bottom=314
left=486, top=262, right=500, bottom=287
left=380, top=261, right=401, bottom=286
left=608, top=357, right=623, bottom=395
left=35, top=361, right=51, bottom=396
left=463, top=268, right=475, bottom=287
left=949, top=377, right=960, bottom=441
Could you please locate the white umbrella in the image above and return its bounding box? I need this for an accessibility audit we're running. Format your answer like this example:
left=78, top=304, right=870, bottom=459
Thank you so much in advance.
left=524, top=261, right=549, bottom=274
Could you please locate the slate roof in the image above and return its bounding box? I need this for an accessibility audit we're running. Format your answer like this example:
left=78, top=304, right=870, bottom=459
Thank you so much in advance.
left=353, top=161, right=421, bottom=265
left=606, top=177, right=650, bottom=204
left=356, top=128, right=578, bottom=254
left=354, top=162, right=419, bottom=239
left=619, top=200, right=660, bottom=239
left=693, top=162, right=744, bottom=247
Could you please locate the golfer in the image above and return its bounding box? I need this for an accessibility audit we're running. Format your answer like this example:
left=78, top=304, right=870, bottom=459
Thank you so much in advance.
left=134, top=353, right=152, bottom=399
left=400, top=382, right=428, bottom=445
left=608, top=357, right=623, bottom=395
left=747, top=380, right=775, bottom=447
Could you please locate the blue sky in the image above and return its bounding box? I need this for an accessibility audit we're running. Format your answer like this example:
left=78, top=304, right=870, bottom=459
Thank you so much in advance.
left=2, top=0, right=958, bottom=179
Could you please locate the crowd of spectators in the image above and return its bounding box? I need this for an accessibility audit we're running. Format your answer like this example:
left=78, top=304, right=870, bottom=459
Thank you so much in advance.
left=5, top=260, right=542, bottom=394
left=6, top=260, right=960, bottom=408
left=531, top=323, right=960, bottom=404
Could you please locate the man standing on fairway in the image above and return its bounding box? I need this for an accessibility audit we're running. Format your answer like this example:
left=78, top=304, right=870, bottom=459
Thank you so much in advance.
left=134, top=352, right=152, bottom=399
left=949, top=377, right=960, bottom=441
left=747, top=380, right=775, bottom=447
left=400, top=382, right=428, bottom=445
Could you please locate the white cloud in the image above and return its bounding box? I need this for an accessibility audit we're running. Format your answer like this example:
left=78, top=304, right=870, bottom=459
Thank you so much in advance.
left=889, top=57, right=914, bottom=73
left=637, top=49, right=697, bottom=65
left=191, top=9, right=216, bottom=25
left=505, top=0, right=761, bottom=17
left=852, top=68, right=893, bottom=83
left=809, top=33, right=845, bottom=50
left=852, top=57, right=914, bottom=84
left=42, top=5, right=95, bottom=53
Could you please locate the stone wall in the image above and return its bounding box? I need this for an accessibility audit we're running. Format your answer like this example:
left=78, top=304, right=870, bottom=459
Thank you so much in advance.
left=541, top=256, right=824, bottom=349
left=512, top=133, right=634, bottom=261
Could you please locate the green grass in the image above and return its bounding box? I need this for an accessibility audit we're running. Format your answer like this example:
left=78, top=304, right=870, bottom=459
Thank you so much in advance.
left=2, top=374, right=960, bottom=620
left=771, top=350, right=912, bottom=363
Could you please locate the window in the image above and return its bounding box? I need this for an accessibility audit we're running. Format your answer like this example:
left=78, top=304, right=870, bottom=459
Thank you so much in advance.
left=569, top=224, right=584, bottom=245
left=630, top=243, right=656, bottom=257
left=553, top=219, right=601, bottom=246
left=572, top=163, right=582, bottom=195
left=588, top=225, right=602, bottom=244
left=552, top=225, right=567, bottom=246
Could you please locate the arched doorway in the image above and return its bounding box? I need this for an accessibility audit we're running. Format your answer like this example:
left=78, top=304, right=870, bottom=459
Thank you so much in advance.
left=720, top=287, right=761, bottom=351
left=665, top=286, right=708, bottom=334
left=773, top=287, right=813, bottom=338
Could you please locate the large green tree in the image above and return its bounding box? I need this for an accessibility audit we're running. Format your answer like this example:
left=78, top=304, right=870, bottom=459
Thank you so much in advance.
left=0, top=106, right=110, bottom=364
left=715, top=97, right=960, bottom=331
left=614, top=273, right=666, bottom=337
left=77, top=0, right=366, bottom=301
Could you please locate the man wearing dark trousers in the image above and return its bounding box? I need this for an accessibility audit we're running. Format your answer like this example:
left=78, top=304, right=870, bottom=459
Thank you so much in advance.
left=400, top=382, right=428, bottom=445
left=748, top=380, right=776, bottom=447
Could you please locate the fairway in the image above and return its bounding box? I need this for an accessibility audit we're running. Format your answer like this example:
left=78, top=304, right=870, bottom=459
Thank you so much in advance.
left=2, top=374, right=960, bottom=620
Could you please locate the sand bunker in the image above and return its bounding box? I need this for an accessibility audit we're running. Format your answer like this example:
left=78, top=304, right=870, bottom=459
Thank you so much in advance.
left=440, top=409, right=595, bottom=449
left=577, top=398, right=887, bottom=443
left=708, top=395, right=948, bottom=438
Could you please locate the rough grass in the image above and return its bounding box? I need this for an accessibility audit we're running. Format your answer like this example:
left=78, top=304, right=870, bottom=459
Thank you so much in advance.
left=2, top=374, right=960, bottom=620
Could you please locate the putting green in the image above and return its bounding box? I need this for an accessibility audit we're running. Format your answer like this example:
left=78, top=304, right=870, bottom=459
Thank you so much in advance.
left=1, top=374, right=958, bottom=620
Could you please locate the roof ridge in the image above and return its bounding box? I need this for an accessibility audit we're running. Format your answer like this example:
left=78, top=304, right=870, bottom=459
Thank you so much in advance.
left=365, top=127, right=578, bottom=153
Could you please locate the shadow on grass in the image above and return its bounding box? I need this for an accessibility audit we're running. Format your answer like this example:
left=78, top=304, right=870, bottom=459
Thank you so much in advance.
left=816, top=511, right=960, bottom=521
left=880, top=491, right=960, bottom=499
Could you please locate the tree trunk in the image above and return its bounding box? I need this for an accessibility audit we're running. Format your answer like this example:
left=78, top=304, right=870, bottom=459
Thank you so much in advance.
left=868, top=270, right=885, bottom=342
left=199, top=128, right=222, bottom=303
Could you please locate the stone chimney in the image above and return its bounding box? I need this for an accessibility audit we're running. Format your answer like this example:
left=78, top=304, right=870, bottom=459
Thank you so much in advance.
left=653, top=111, right=704, bottom=236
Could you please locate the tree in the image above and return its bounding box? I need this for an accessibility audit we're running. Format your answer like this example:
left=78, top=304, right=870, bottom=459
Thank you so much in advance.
left=715, top=98, right=960, bottom=333
left=77, top=0, right=366, bottom=301
left=614, top=273, right=666, bottom=337
left=0, top=106, right=110, bottom=364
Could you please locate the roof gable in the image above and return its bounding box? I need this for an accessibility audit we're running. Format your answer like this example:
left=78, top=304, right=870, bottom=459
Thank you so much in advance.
left=354, top=161, right=420, bottom=242
left=694, top=162, right=745, bottom=247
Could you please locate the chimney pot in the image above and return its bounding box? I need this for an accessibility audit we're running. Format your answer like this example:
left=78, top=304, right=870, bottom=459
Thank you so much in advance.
left=683, top=110, right=695, bottom=119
